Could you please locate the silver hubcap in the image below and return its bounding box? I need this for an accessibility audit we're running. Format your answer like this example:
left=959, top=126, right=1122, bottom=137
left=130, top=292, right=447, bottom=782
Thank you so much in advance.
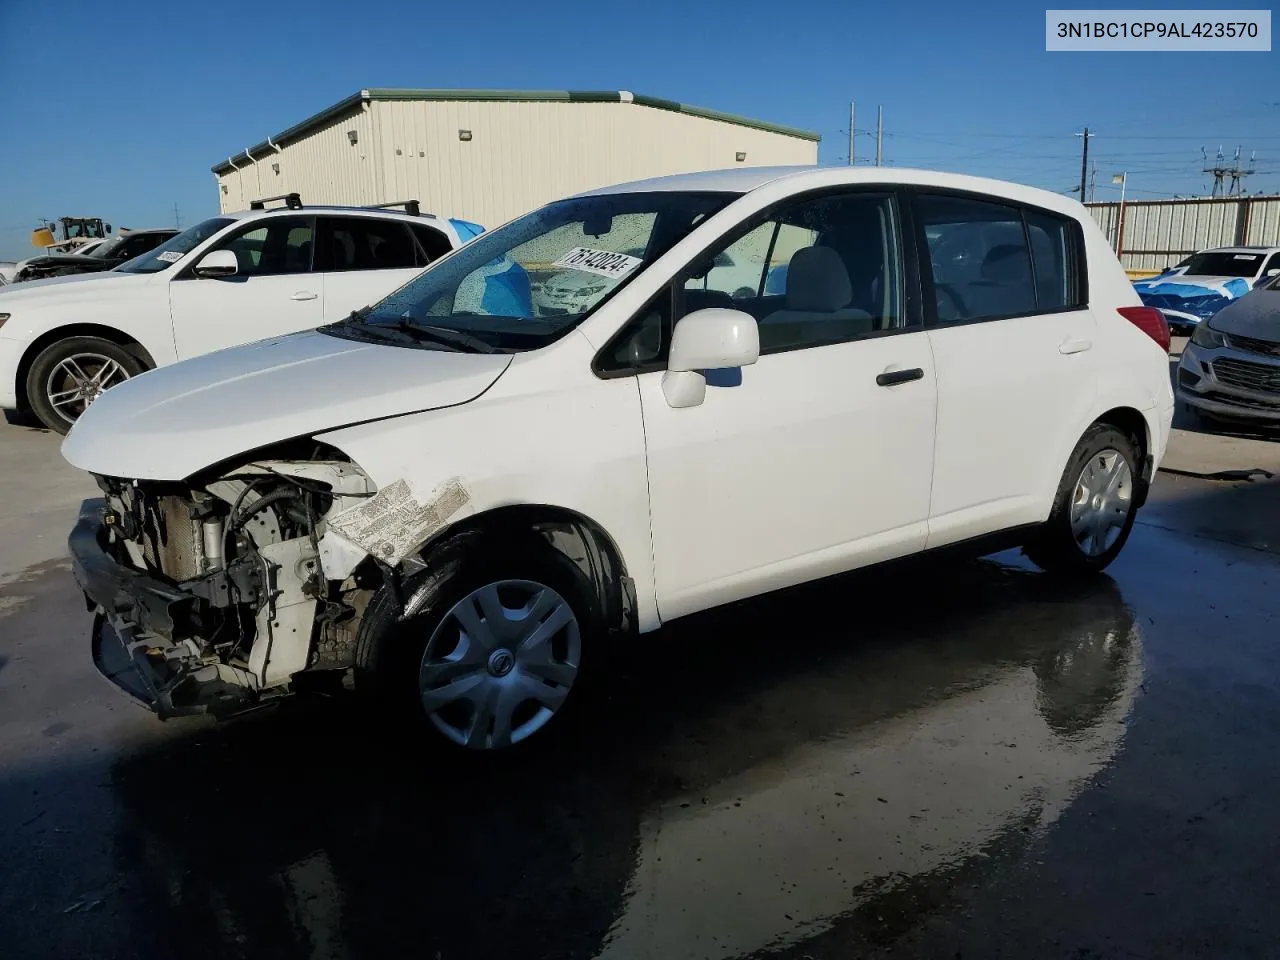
left=45, top=353, right=130, bottom=423
left=1071, top=448, right=1133, bottom=557
left=418, top=579, right=581, bottom=750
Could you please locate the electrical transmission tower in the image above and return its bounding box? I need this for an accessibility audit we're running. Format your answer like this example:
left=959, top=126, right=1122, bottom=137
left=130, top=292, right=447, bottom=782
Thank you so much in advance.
left=1202, top=146, right=1256, bottom=196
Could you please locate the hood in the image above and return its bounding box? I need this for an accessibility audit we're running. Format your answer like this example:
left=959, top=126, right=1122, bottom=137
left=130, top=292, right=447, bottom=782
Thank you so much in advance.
left=1133, top=274, right=1254, bottom=323
left=1208, top=289, right=1280, bottom=342
left=23, top=253, right=106, bottom=268
left=0, top=269, right=140, bottom=298
left=61, top=329, right=512, bottom=481
left=1133, top=275, right=1254, bottom=298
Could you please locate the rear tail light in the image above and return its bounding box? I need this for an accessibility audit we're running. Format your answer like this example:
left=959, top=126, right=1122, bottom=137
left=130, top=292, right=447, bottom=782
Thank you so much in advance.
left=1117, top=306, right=1170, bottom=354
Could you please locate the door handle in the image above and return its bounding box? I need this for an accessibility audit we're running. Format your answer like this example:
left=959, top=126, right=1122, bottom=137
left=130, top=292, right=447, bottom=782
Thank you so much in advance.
left=876, top=367, right=925, bottom=387
left=290, top=291, right=318, bottom=301
left=1059, top=337, right=1093, bottom=355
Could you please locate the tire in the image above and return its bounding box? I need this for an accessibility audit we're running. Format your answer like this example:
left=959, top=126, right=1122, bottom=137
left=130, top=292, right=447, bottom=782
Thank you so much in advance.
left=354, top=537, right=599, bottom=751
left=1023, top=423, right=1140, bottom=576
left=26, top=336, right=145, bottom=434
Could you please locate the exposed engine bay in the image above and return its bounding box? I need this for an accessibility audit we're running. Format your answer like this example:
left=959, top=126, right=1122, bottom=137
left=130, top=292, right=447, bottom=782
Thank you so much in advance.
left=74, top=442, right=388, bottom=718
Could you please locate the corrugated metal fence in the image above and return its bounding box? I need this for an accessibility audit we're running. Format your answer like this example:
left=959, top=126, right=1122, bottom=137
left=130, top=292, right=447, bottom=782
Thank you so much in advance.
left=1085, top=195, right=1280, bottom=274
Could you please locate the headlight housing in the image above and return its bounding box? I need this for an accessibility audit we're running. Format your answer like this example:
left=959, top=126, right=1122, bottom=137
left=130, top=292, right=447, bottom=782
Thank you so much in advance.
left=1191, top=323, right=1225, bottom=349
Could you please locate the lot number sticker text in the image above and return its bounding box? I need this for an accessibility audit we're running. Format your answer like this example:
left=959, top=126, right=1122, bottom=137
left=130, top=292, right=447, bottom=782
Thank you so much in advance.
left=552, top=247, right=643, bottom=280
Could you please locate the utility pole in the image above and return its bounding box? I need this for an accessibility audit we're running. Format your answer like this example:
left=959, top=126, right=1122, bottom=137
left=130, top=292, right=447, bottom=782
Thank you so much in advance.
left=848, top=102, right=855, bottom=166
left=875, top=105, right=884, bottom=166
left=1089, top=161, right=1097, bottom=203
left=1075, top=128, right=1092, bottom=198
left=1112, top=172, right=1128, bottom=256
left=172, top=203, right=181, bottom=229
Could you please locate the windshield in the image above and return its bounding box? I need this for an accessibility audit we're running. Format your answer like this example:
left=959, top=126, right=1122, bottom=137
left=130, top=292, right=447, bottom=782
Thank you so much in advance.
left=1180, top=251, right=1264, bottom=278
left=345, top=191, right=734, bottom=351
left=89, top=237, right=126, bottom=259
left=116, top=217, right=234, bottom=274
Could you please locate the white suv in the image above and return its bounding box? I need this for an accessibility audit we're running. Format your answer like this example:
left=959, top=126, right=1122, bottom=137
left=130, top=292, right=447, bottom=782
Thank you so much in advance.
left=63, top=166, right=1174, bottom=751
left=0, top=195, right=481, bottom=432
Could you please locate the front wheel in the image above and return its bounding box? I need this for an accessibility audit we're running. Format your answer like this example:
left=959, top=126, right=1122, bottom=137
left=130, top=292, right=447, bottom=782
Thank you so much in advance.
left=1024, top=424, right=1140, bottom=575
left=355, top=539, right=596, bottom=751
left=26, top=336, right=144, bottom=434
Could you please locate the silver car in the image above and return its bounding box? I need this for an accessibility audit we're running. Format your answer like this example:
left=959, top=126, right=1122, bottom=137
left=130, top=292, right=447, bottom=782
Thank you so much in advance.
left=1178, top=272, right=1280, bottom=423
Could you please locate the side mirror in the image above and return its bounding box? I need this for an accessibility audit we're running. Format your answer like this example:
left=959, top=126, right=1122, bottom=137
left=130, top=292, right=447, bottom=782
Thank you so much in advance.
left=662, top=308, right=759, bottom=409
left=193, top=249, right=238, bottom=278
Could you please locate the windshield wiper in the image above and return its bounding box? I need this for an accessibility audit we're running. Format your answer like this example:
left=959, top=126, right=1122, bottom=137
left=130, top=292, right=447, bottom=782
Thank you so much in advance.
left=393, top=317, right=499, bottom=353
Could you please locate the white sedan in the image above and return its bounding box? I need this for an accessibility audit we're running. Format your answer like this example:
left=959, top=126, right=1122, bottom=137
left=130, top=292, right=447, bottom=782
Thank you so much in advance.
left=63, top=165, right=1174, bottom=751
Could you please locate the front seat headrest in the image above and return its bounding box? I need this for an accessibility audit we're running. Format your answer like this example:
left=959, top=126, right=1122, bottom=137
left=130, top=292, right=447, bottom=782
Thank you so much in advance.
left=786, top=246, right=853, bottom=312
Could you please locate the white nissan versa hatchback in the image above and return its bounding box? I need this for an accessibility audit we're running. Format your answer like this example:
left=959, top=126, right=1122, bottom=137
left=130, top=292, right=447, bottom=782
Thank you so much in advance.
left=62, top=166, right=1174, bottom=751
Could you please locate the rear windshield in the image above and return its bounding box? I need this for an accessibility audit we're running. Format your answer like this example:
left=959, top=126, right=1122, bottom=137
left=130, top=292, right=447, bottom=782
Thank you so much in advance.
left=116, top=218, right=234, bottom=274
left=1180, top=251, right=1264, bottom=278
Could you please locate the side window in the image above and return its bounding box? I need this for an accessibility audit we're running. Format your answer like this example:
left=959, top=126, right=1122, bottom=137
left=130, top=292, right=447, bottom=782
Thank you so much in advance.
left=920, top=196, right=1082, bottom=322
left=1024, top=209, right=1077, bottom=311
left=1262, top=252, right=1280, bottom=278
left=412, top=225, right=453, bottom=266
left=684, top=222, right=773, bottom=301
left=677, top=192, right=904, bottom=356
left=219, top=217, right=314, bottom=277
left=318, top=217, right=417, bottom=272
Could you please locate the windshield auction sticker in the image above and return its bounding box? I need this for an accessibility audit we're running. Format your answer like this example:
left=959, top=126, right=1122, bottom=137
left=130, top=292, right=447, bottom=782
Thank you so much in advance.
left=552, top=247, right=643, bottom=280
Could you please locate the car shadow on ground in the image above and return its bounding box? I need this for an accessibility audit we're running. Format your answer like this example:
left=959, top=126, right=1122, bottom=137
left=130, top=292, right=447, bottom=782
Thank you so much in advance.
left=2, top=409, right=46, bottom=432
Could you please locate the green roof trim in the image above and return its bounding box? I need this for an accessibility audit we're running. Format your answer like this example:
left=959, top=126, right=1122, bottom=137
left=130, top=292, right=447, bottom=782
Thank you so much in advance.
left=629, top=94, right=820, bottom=142
left=212, top=89, right=820, bottom=173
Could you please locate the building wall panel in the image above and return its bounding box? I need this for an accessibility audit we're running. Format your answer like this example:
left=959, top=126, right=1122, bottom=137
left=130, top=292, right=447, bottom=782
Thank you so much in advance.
left=216, top=107, right=377, bottom=213
left=372, top=98, right=815, bottom=227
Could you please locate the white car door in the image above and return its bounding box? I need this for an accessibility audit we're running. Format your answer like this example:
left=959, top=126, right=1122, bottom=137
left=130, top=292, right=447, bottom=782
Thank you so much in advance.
left=168, top=215, right=323, bottom=359
left=621, top=189, right=937, bottom=621
left=316, top=216, right=445, bottom=321
left=917, top=193, right=1100, bottom=547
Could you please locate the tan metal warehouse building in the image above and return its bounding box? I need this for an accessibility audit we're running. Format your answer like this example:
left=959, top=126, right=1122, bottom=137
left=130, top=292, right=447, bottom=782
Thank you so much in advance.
left=212, top=89, right=820, bottom=226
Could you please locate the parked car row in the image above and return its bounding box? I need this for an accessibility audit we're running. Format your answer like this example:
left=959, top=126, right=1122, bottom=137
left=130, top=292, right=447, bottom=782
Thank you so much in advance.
left=51, top=167, right=1175, bottom=752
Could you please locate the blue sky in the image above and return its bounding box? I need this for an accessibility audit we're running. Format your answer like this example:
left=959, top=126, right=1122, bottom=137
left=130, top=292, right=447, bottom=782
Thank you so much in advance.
left=1, top=0, right=1276, bottom=260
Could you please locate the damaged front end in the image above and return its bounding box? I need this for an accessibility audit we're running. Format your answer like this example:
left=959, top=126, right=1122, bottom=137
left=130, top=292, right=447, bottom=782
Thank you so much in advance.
left=69, top=444, right=384, bottom=719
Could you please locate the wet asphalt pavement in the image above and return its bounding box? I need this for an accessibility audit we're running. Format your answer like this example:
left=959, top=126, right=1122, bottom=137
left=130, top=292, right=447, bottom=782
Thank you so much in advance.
left=2, top=412, right=1280, bottom=959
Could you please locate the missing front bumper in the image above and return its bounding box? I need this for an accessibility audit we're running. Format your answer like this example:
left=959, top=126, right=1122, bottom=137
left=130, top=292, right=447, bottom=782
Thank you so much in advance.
left=71, top=498, right=259, bottom=720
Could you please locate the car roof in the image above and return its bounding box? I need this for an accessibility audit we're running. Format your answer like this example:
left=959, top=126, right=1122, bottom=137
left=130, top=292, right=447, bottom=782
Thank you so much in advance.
left=574, top=165, right=1086, bottom=216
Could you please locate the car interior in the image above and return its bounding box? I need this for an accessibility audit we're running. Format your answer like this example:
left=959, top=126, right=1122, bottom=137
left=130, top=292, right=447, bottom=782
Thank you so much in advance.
left=678, top=195, right=901, bottom=354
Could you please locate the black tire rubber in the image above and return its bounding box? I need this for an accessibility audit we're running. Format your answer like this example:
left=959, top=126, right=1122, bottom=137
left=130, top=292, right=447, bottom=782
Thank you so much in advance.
left=1023, top=423, right=1141, bottom=576
left=353, top=536, right=600, bottom=750
left=26, top=336, right=145, bottom=434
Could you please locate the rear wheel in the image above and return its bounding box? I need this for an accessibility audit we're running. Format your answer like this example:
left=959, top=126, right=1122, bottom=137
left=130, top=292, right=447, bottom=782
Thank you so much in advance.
left=26, top=336, right=144, bottom=434
left=355, top=539, right=597, bottom=750
left=1024, top=424, right=1140, bottom=575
